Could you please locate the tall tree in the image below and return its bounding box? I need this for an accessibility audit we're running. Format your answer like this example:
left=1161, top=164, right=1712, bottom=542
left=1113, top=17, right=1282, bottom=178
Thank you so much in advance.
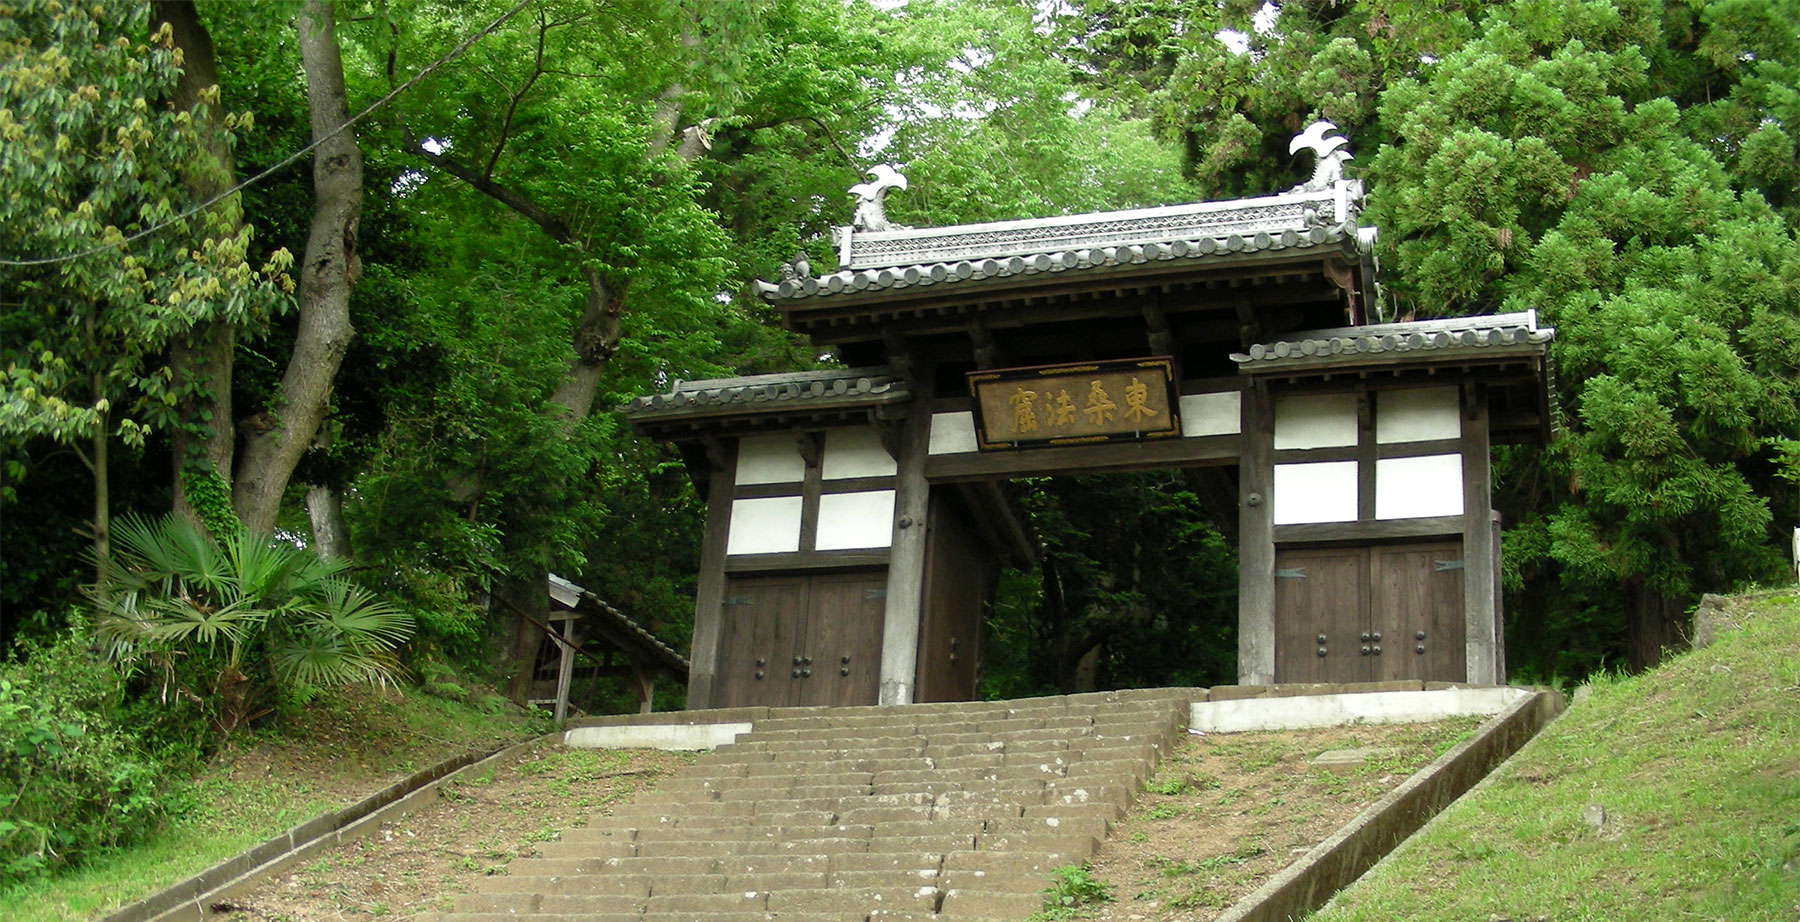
left=0, top=0, right=291, bottom=586
left=1043, top=0, right=1800, bottom=673
left=231, top=0, right=365, bottom=535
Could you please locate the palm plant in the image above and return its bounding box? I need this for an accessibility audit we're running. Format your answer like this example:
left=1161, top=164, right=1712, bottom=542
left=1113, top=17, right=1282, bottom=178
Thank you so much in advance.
left=90, top=514, right=414, bottom=735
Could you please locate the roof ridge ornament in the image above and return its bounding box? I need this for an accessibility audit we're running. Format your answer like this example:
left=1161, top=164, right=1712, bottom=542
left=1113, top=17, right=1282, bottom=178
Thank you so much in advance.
left=850, top=164, right=910, bottom=232
left=1289, top=120, right=1353, bottom=193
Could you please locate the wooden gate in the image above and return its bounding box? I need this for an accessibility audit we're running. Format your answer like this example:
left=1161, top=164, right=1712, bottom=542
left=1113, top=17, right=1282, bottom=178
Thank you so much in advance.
left=714, top=571, right=887, bottom=707
left=1273, top=541, right=1467, bottom=683
left=915, top=498, right=990, bottom=702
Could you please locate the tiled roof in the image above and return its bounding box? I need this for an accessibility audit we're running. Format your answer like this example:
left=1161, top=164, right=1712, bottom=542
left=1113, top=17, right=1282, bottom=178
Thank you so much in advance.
left=759, top=189, right=1372, bottom=304
left=623, top=367, right=908, bottom=421
left=1232, top=311, right=1554, bottom=372
left=548, top=574, right=689, bottom=679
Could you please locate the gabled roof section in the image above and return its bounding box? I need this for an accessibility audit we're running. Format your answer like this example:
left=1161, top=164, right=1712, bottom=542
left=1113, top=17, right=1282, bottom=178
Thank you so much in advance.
left=548, top=574, right=689, bottom=682
left=758, top=121, right=1373, bottom=308
left=1230, top=311, right=1554, bottom=373
left=623, top=367, right=908, bottom=425
left=757, top=195, right=1370, bottom=305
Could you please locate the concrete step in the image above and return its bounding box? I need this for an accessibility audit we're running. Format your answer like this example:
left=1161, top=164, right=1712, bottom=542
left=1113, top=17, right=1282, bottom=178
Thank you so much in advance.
left=435, top=692, right=1194, bottom=922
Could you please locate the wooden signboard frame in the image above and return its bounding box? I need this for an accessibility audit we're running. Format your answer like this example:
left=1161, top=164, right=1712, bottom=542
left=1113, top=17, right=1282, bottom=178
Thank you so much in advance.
left=968, top=357, right=1181, bottom=451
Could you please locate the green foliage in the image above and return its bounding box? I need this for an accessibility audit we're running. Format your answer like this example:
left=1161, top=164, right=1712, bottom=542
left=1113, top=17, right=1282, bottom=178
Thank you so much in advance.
left=1042, top=0, right=1800, bottom=675
left=1032, top=864, right=1114, bottom=920
left=0, top=629, right=170, bottom=886
left=0, top=0, right=292, bottom=452
left=985, top=473, right=1238, bottom=698
left=90, top=514, right=415, bottom=736
left=178, top=464, right=240, bottom=539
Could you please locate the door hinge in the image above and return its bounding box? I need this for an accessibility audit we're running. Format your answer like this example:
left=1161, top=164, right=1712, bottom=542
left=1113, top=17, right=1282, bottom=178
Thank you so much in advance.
left=1434, top=560, right=1465, bottom=572
left=864, top=588, right=887, bottom=600
left=724, top=596, right=752, bottom=606
left=1275, top=568, right=1307, bottom=579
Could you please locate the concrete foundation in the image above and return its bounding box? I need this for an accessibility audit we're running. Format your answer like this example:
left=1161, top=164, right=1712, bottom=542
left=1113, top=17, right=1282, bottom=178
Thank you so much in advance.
left=1191, top=686, right=1532, bottom=733
left=562, top=721, right=752, bottom=751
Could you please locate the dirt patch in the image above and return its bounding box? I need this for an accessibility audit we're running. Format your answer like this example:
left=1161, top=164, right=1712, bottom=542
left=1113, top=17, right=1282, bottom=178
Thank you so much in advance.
left=1073, top=718, right=1483, bottom=920
left=211, top=742, right=691, bottom=922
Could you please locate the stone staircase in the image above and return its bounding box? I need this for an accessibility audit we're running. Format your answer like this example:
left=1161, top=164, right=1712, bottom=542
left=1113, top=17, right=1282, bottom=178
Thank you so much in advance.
left=429, top=689, right=1200, bottom=922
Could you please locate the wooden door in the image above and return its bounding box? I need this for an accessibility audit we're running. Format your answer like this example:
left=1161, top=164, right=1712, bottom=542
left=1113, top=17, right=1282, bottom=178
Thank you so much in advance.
left=1273, top=547, right=1370, bottom=684
left=1274, top=540, right=1468, bottom=684
left=796, top=571, right=886, bottom=706
left=715, top=575, right=807, bottom=707
left=916, top=498, right=990, bottom=702
left=714, top=572, right=885, bottom=708
left=1370, top=542, right=1466, bottom=682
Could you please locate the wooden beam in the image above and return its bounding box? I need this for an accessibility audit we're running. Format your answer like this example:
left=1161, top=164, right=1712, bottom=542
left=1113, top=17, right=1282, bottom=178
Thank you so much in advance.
left=686, top=440, right=737, bottom=708
left=924, top=435, right=1239, bottom=482
left=722, top=550, right=892, bottom=572
left=878, top=359, right=936, bottom=706
left=1238, top=381, right=1276, bottom=685
left=1461, top=387, right=1499, bottom=684
left=1356, top=390, right=1377, bottom=521
left=954, top=481, right=1038, bottom=569
left=1272, top=516, right=1463, bottom=543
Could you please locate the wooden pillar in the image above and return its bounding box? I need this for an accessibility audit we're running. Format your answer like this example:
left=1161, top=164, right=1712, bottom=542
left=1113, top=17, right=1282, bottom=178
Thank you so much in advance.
left=1237, top=381, right=1276, bottom=685
left=686, top=442, right=737, bottom=708
left=1460, top=388, right=1499, bottom=684
left=552, top=615, right=576, bottom=723
left=631, top=660, right=655, bottom=714
left=878, top=369, right=936, bottom=706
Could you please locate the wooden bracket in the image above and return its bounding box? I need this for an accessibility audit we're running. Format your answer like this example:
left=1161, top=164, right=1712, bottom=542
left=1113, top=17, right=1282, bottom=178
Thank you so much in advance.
left=868, top=408, right=904, bottom=459
left=793, top=430, right=822, bottom=467
left=1323, top=257, right=1360, bottom=325
left=1232, top=295, right=1258, bottom=349
left=966, top=316, right=999, bottom=370
left=1143, top=300, right=1173, bottom=357
left=882, top=327, right=915, bottom=382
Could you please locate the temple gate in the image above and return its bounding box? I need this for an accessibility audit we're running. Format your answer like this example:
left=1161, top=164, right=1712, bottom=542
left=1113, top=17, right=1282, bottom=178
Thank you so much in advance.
left=626, top=124, right=1555, bottom=708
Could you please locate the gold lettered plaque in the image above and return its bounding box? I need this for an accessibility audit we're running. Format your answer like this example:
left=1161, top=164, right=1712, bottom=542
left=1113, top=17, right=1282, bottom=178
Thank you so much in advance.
left=968, top=357, right=1181, bottom=451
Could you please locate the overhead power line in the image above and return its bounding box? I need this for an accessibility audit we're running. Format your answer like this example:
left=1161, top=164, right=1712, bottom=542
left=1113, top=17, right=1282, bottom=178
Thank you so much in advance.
left=0, top=0, right=537, bottom=268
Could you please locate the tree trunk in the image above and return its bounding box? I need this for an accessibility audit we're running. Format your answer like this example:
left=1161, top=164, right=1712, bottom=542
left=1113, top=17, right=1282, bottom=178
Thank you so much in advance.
left=91, top=384, right=111, bottom=597
left=496, top=569, right=549, bottom=704
left=1625, top=578, right=1690, bottom=671
left=233, top=0, right=362, bottom=535
left=305, top=484, right=353, bottom=559
left=154, top=1, right=241, bottom=520
left=545, top=265, right=625, bottom=419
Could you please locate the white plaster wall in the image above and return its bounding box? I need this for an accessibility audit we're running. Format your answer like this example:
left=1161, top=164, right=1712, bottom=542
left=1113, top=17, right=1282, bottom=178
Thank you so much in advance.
left=815, top=490, right=896, bottom=550
left=726, top=496, right=803, bottom=555
left=1274, top=393, right=1359, bottom=449
left=928, top=411, right=979, bottom=455
left=1376, top=387, right=1461, bottom=444
left=1375, top=453, right=1465, bottom=520
left=1180, top=392, right=1242, bottom=437
left=1272, top=461, right=1358, bottom=525
left=735, top=434, right=805, bottom=485
left=822, top=428, right=897, bottom=479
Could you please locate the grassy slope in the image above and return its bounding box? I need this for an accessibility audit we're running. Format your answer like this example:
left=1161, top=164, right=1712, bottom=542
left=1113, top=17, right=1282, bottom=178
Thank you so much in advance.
left=0, top=685, right=550, bottom=922
left=1314, top=591, right=1800, bottom=922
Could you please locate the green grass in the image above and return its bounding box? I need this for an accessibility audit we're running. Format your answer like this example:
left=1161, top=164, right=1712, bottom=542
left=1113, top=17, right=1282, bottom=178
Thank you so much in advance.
left=0, top=684, right=549, bottom=922
left=1314, top=590, right=1800, bottom=922
left=1030, top=864, right=1114, bottom=920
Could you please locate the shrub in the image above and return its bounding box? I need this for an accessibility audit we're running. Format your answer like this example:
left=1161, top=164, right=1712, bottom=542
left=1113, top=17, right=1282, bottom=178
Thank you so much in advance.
left=91, top=514, right=415, bottom=737
left=0, top=629, right=169, bottom=885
